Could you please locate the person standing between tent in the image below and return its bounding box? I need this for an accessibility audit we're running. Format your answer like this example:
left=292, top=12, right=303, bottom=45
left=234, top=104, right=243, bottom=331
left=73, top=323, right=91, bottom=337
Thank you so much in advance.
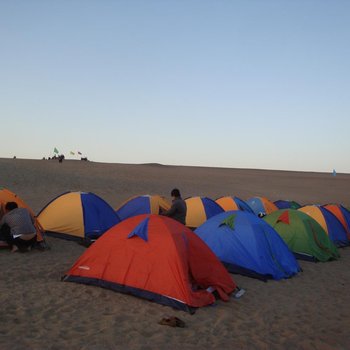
left=0, top=202, right=37, bottom=252
left=161, top=188, right=187, bottom=225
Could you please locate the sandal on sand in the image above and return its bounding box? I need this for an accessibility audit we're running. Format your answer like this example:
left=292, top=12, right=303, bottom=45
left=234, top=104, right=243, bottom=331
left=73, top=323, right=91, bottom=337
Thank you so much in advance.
left=158, top=316, right=186, bottom=328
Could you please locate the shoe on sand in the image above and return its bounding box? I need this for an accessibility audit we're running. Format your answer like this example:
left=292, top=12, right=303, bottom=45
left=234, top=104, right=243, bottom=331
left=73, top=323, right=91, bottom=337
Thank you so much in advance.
left=158, top=316, right=185, bottom=328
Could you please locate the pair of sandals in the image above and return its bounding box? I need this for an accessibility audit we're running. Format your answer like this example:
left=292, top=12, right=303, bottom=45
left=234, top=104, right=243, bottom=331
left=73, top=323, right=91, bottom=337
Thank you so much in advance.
left=158, top=316, right=186, bottom=328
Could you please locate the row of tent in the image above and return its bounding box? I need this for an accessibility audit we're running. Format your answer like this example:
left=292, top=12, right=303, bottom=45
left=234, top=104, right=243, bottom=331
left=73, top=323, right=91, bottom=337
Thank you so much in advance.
left=2, top=188, right=350, bottom=262
left=1, top=188, right=350, bottom=312
left=2, top=188, right=350, bottom=263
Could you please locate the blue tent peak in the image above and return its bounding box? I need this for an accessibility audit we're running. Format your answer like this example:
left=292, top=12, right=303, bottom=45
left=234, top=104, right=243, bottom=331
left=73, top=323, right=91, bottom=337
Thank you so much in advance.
left=128, top=217, right=150, bottom=242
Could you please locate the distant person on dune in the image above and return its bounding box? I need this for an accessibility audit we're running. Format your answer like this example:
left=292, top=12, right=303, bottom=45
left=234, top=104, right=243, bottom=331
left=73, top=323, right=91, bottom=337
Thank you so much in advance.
left=161, top=188, right=187, bottom=225
left=0, top=202, right=37, bottom=252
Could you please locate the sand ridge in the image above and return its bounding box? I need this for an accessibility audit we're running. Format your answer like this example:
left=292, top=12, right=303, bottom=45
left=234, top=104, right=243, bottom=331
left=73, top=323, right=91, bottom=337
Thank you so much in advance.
left=1, top=158, right=349, bottom=213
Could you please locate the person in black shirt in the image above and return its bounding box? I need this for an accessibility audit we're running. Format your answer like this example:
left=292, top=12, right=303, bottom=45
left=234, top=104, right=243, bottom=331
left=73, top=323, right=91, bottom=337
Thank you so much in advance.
left=161, top=188, right=187, bottom=225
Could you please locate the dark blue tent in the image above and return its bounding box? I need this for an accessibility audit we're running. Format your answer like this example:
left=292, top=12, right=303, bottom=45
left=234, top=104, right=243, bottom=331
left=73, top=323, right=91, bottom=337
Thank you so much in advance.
left=274, top=200, right=301, bottom=210
left=194, top=211, right=300, bottom=281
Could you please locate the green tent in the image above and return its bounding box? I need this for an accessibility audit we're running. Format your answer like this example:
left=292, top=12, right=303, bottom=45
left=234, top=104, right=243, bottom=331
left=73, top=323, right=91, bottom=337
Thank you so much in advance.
left=263, top=209, right=339, bottom=262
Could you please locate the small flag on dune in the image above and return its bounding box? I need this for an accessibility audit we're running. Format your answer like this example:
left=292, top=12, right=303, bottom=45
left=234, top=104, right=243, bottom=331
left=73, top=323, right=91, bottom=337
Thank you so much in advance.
left=70, top=151, right=75, bottom=155
left=78, top=151, right=82, bottom=155
left=54, top=147, right=59, bottom=154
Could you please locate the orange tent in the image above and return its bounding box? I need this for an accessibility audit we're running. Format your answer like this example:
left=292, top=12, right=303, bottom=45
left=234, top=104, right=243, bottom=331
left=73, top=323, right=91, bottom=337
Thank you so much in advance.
left=215, top=196, right=254, bottom=213
left=63, top=214, right=236, bottom=312
left=185, top=197, right=224, bottom=228
left=215, top=196, right=240, bottom=211
left=246, top=196, right=278, bottom=216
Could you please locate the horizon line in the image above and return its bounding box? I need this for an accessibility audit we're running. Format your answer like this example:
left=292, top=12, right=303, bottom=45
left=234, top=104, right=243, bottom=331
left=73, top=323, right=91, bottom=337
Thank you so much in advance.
left=0, top=157, right=348, bottom=176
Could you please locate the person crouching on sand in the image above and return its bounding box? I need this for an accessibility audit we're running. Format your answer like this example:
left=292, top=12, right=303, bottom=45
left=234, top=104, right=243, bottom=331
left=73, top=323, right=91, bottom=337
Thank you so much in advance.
left=0, top=202, right=37, bottom=253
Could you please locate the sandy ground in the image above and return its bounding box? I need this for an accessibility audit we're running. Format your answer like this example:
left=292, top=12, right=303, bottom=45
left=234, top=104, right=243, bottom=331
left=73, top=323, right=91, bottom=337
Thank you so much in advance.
left=1, top=158, right=350, bottom=349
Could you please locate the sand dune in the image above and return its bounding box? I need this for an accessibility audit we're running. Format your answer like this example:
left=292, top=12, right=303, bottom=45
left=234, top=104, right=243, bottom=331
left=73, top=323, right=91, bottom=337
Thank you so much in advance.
left=1, top=158, right=349, bottom=213
left=1, top=158, right=350, bottom=349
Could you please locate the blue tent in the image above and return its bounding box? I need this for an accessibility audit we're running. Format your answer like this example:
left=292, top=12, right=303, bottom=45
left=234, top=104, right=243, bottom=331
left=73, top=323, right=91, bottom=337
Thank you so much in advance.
left=320, top=207, right=349, bottom=247
left=298, top=205, right=349, bottom=247
left=194, top=211, right=300, bottom=281
left=234, top=197, right=255, bottom=213
left=340, top=205, right=350, bottom=232
left=115, top=195, right=170, bottom=221
left=37, top=191, right=121, bottom=241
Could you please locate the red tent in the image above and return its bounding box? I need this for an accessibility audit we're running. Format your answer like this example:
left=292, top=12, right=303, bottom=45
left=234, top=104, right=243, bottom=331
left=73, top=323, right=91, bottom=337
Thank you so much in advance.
left=63, top=214, right=236, bottom=312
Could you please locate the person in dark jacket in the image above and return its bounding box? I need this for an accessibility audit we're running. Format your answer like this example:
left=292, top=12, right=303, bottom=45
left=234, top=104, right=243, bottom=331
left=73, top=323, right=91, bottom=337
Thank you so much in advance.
left=161, top=188, right=187, bottom=225
left=0, top=202, right=37, bottom=252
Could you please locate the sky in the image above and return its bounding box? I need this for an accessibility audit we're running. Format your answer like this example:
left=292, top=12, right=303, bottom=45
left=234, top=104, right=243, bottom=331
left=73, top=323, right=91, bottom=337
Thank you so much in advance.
left=1, top=1, right=349, bottom=173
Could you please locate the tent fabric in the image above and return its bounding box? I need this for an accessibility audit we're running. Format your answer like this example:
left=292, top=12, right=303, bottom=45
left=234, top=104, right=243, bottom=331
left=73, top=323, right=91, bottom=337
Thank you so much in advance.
left=0, top=188, right=36, bottom=216
left=274, top=200, right=301, bottom=210
left=246, top=197, right=278, bottom=216
left=37, top=192, right=120, bottom=241
left=63, top=214, right=236, bottom=312
left=195, top=211, right=300, bottom=281
left=115, top=195, right=170, bottom=221
left=263, top=209, right=339, bottom=262
left=323, top=204, right=350, bottom=240
left=0, top=187, right=44, bottom=243
left=185, top=197, right=224, bottom=229
left=298, top=205, right=349, bottom=247
left=128, top=217, right=150, bottom=242
left=216, top=196, right=254, bottom=213
left=339, top=206, right=350, bottom=234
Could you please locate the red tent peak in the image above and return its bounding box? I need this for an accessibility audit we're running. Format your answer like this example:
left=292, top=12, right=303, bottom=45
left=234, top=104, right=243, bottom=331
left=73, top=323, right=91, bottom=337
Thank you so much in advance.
left=277, top=211, right=290, bottom=225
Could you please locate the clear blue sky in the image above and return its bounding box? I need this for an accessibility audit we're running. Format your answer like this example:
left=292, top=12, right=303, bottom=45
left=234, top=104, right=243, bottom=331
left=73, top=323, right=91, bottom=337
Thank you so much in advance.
left=1, top=1, right=349, bottom=172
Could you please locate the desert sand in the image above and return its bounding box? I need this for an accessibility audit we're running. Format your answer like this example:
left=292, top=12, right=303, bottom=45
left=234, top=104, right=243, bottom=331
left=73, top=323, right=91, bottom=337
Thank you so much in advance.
left=1, top=158, right=350, bottom=350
